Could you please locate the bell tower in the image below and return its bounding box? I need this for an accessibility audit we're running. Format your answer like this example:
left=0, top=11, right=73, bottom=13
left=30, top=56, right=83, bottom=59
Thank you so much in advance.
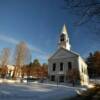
left=59, top=24, right=71, bottom=50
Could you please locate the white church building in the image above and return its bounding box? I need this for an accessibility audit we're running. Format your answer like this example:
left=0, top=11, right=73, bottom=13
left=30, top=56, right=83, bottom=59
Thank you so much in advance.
left=48, top=24, right=89, bottom=86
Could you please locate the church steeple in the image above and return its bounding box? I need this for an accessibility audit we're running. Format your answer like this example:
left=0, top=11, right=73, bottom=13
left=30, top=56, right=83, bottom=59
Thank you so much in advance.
left=59, top=24, right=71, bottom=50
left=61, top=24, right=68, bottom=35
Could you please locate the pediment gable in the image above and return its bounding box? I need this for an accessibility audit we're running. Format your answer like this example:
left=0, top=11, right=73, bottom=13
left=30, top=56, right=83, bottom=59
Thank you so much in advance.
left=49, top=48, right=79, bottom=60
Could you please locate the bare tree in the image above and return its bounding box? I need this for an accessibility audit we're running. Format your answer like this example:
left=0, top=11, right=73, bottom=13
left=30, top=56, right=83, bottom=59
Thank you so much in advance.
left=64, top=0, right=100, bottom=24
left=67, top=68, right=79, bottom=86
left=63, top=0, right=100, bottom=38
left=0, top=48, right=10, bottom=78
left=0, top=48, right=10, bottom=67
left=13, top=41, right=31, bottom=78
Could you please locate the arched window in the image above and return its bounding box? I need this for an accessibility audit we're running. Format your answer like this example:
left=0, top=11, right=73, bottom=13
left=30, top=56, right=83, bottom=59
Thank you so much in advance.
left=60, top=34, right=65, bottom=42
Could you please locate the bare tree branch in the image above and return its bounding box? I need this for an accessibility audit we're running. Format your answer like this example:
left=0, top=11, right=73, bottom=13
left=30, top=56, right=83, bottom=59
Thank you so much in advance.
left=0, top=48, right=10, bottom=67
left=13, top=41, right=31, bottom=78
left=64, top=0, right=100, bottom=24
left=63, top=0, right=100, bottom=39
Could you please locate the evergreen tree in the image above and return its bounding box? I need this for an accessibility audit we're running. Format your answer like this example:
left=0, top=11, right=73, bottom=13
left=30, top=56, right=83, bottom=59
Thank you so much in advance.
left=86, top=51, right=100, bottom=77
left=32, top=59, right=41, bottom=67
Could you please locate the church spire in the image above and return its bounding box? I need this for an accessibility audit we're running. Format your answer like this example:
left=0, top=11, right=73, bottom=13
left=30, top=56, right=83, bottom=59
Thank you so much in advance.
left=61, top=24, right=68, bottom=35
left=59, top=24, right=71, bottom=50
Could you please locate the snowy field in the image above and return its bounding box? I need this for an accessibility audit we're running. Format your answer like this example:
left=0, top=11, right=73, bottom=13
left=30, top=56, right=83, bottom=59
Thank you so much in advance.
left=90, top=79, right=100, bottom=85
left=0, top=82, right=81, bottom=100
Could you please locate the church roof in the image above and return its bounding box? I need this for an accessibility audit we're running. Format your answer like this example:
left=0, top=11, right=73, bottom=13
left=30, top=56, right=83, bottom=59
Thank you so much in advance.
left=48, top=47, right=80, bottom=60
left=48, top=48, right=87, bottom=65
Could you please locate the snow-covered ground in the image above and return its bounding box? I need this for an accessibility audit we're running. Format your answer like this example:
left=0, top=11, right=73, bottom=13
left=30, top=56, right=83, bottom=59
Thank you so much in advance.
left=90, top=78, right=100, bottom=84
left=0, top=82, right=84, bottom=100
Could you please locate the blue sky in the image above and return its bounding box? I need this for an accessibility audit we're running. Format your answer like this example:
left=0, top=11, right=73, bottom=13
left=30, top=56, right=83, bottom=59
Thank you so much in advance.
left=0, top=0, right=100, bottom=64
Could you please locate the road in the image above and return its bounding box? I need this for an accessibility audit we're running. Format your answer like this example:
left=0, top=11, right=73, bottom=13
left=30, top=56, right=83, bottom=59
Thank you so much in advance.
left=0, top=83, right=77, bottom=100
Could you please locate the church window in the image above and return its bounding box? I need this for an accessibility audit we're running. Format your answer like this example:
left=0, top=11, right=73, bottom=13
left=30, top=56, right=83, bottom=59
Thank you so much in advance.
left=52, top=63, right=56, bottom=71
left=51, top=75, right=55, bottom=81
left=68, top=62, right=72, bottom=70
left=60, top=62, right=63, bottom=71
left=59, top=75, right=64, bottom=82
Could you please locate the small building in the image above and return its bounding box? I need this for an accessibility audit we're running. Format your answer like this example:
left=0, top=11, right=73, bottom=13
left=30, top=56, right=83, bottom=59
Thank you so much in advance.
left=7, top=65, right=15, bottom=78
left=48, top=24, right=89, bottom=85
